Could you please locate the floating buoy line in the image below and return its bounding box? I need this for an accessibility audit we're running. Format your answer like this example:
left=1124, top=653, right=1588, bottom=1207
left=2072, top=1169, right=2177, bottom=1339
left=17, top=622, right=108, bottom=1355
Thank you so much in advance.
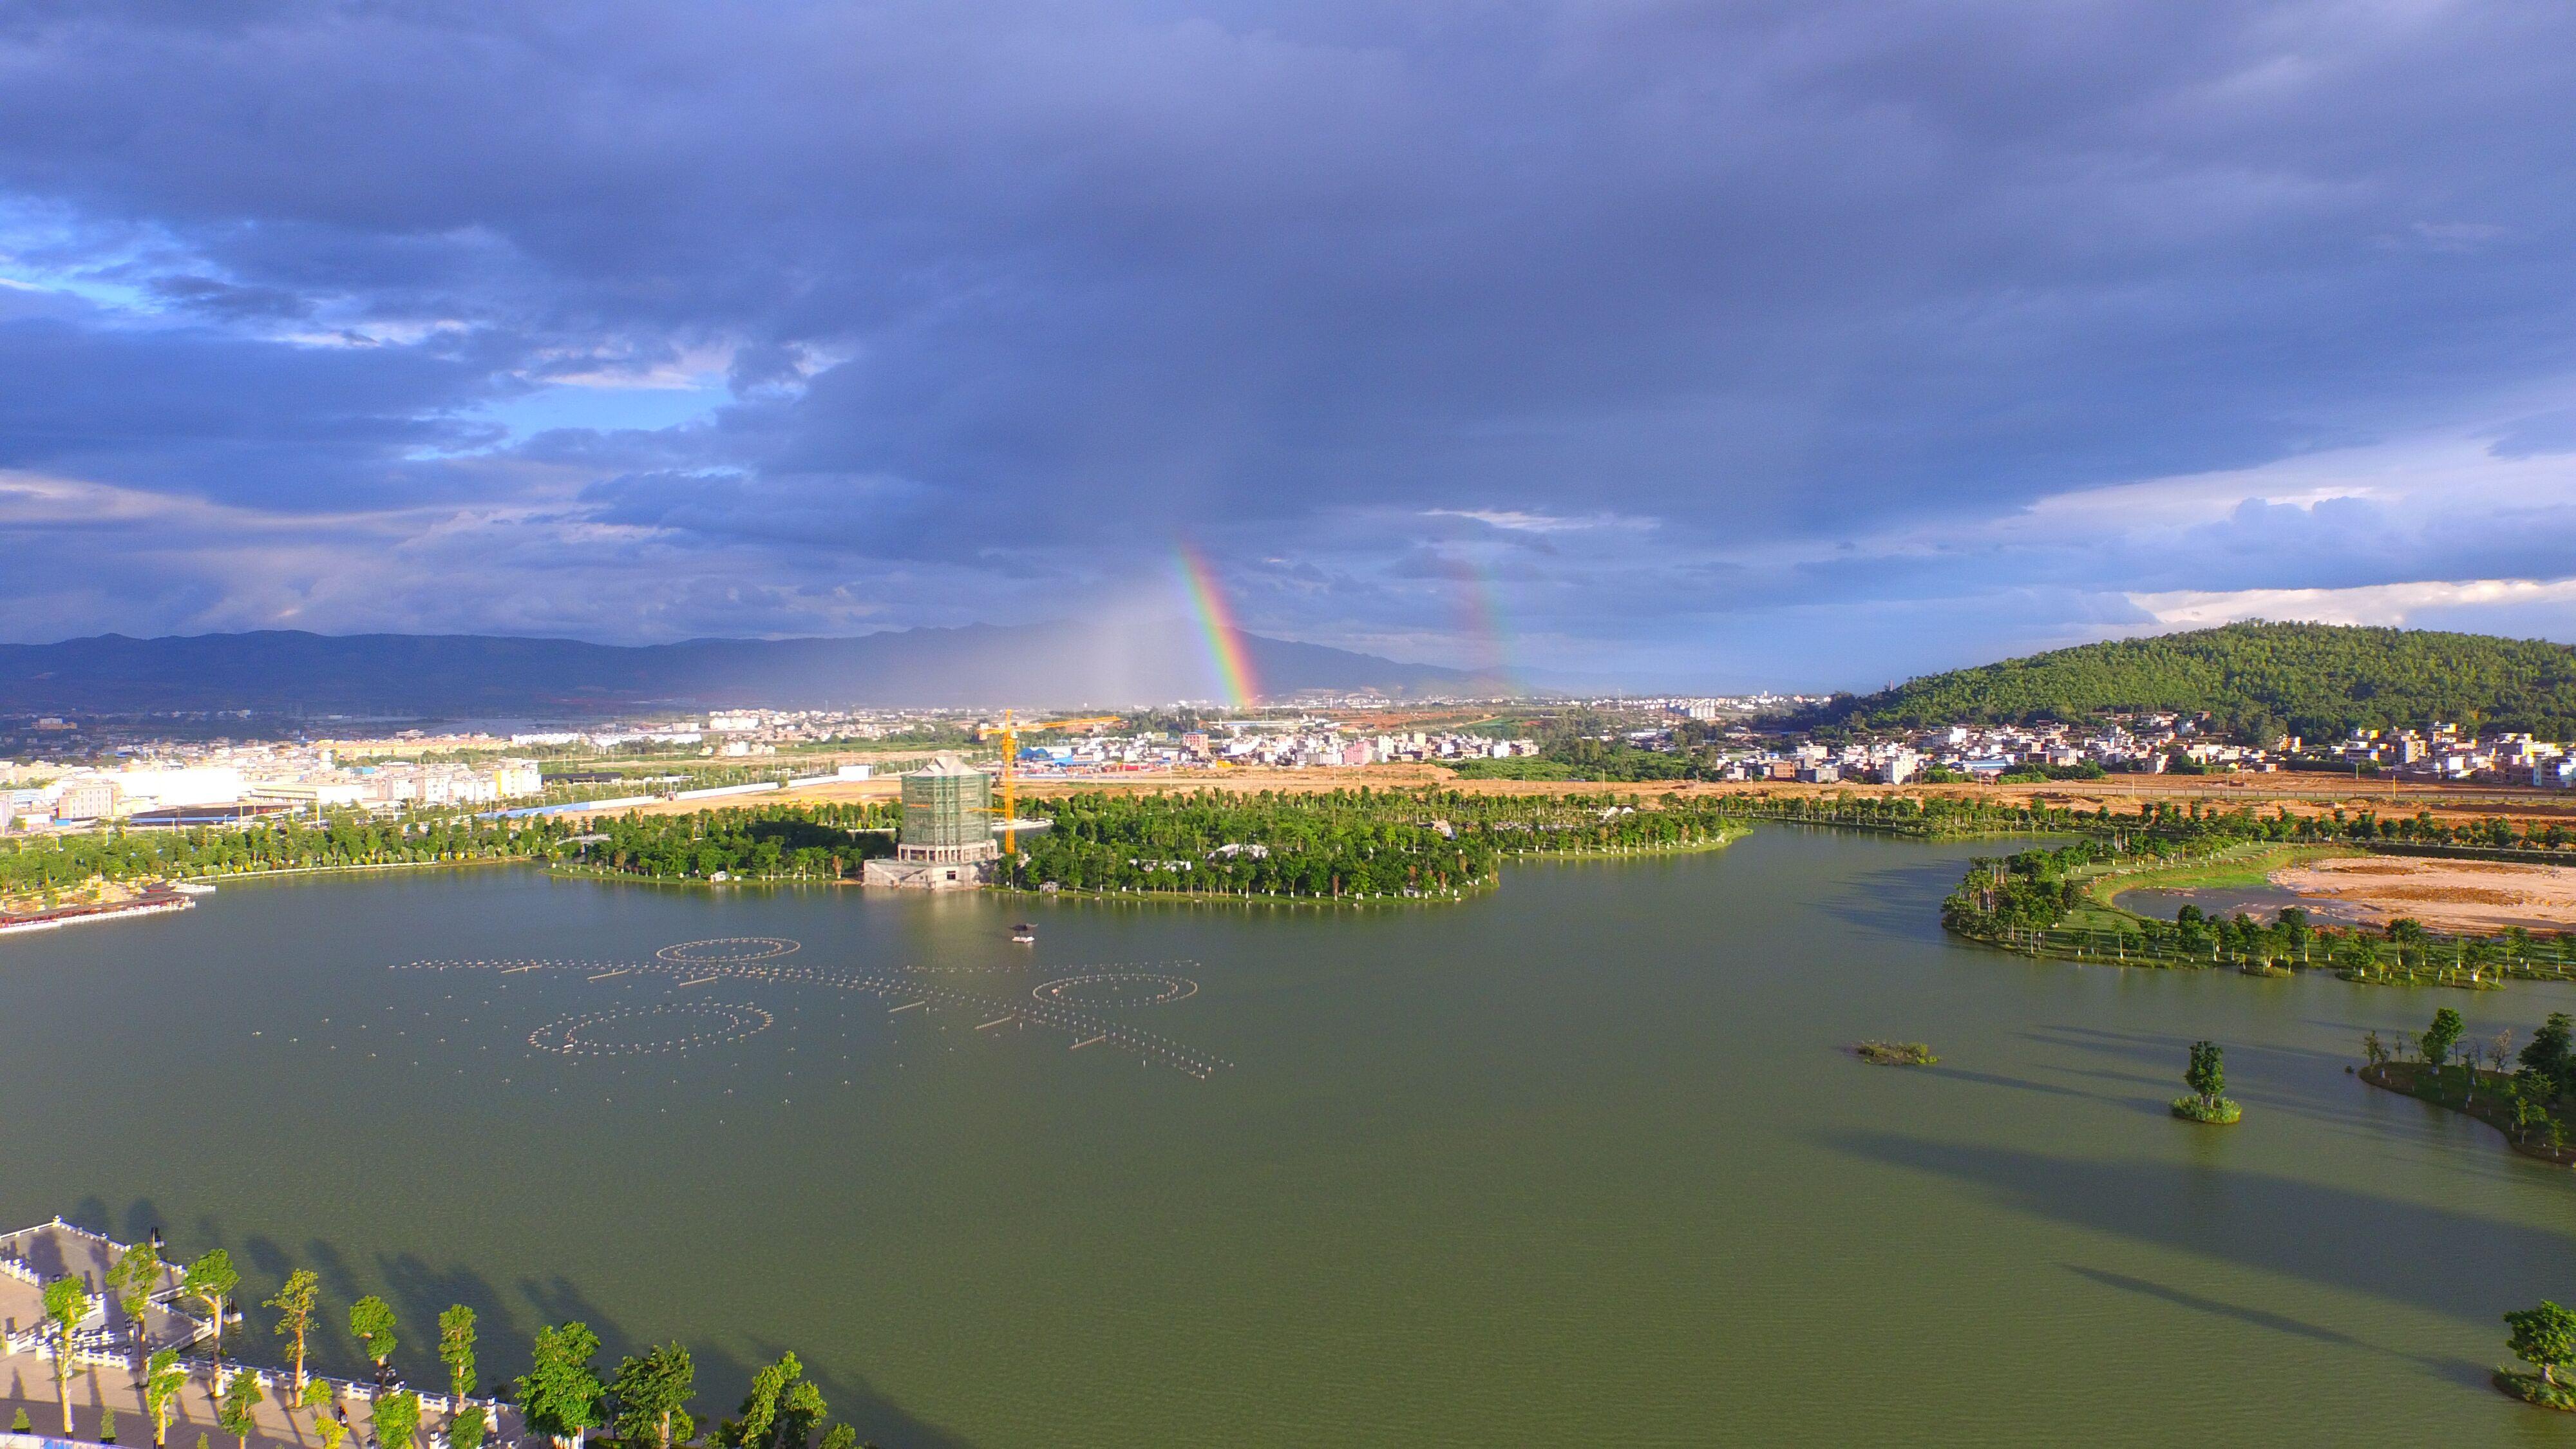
left=393, top=942, right=1227, bottom=1079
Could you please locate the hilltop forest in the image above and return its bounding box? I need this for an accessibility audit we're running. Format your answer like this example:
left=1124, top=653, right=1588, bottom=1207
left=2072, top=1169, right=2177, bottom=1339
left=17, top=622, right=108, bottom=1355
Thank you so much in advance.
left=1799, top=622, right=2576, bottom=743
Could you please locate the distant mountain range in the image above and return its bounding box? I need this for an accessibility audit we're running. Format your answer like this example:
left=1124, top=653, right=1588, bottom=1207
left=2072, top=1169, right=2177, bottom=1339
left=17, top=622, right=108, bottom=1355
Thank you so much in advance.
left=1798, top=621, right=2576, bottom=741
left=0, top=625, right=1515, bottom=717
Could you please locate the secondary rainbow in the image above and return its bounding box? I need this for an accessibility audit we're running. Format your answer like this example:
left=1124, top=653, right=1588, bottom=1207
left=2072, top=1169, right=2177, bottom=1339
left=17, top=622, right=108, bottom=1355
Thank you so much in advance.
left=1175, top=542, right=1259, bottom=708
left=1445, top=553, right=1517, bottom=690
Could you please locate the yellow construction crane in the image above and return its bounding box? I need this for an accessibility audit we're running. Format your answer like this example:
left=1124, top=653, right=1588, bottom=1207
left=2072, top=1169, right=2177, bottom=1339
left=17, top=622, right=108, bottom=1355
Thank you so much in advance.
left=998, top=708, right=1019, bottom=856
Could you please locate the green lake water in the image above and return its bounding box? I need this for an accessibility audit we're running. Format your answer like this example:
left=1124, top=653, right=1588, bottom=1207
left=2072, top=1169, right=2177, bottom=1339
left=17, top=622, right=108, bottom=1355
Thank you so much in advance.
left=5, top=826, right=2576, bottom=1445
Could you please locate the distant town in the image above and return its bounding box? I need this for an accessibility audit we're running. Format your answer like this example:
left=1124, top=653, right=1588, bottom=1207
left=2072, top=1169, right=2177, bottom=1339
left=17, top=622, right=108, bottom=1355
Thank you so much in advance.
left=6, top=690, right=2575, bottom=839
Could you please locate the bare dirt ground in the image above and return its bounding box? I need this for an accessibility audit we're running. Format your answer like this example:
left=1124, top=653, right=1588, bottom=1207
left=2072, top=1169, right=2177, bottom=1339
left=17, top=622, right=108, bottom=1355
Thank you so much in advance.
left=2270, top=855, right=2576, bottom=934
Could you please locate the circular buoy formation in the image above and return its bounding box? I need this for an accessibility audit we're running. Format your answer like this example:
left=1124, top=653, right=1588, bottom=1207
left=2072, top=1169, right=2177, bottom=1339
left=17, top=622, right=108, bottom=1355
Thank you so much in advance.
left=389, top=947, right=1227, bottom=1077
left=1032, top=973, right=1199, bottom=1007
left=530, top=1002, right=775, bottom=1056
left=656, top=937, right=800, bottom=963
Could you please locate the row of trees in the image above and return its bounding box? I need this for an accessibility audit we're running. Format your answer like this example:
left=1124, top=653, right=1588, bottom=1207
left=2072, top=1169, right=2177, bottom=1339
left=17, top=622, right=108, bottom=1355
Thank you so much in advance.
left=1703, top=790, right=2090, bottom=838
left=0, top=814, right=579, bottom=897
left=574, top=803, right=897, bottom=882
left=1005, top=788, right=1746, bottom=900
left=571, top=788, right=1753, bottom=898
left=1738, top=785, right=2576, bottom=857
left=34, top=1239, right=876, bottom=1449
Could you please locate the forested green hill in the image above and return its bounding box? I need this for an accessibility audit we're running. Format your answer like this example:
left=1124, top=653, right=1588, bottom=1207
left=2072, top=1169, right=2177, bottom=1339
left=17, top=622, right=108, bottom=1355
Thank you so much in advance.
left=1805, top=623, right=2576, bottom=741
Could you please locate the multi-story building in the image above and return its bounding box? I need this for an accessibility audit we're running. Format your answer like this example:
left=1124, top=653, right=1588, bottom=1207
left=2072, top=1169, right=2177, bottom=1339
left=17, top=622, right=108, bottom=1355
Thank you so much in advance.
left=863, top=756, right=999, bottom=889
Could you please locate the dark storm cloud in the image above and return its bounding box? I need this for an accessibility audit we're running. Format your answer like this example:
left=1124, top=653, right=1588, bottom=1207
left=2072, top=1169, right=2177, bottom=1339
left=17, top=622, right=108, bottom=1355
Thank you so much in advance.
left=1, top=0, right=2573, bottom=681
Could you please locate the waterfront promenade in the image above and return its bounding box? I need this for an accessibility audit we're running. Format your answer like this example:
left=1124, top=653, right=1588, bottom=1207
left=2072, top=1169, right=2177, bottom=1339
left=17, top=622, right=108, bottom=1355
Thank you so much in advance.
left=1, top=1222, right=511, bottom=1449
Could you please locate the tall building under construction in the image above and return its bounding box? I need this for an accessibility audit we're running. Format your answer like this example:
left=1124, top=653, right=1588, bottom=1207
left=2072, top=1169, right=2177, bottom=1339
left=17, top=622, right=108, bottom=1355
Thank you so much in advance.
left=862, top=754, right=999, bottom=889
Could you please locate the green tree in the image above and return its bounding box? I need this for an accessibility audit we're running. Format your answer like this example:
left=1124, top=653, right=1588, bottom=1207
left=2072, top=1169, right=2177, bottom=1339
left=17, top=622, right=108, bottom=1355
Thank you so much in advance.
left=106, top=1237, right=164, bottom=1379
left=2184, top=1041, right=2226, bottom=1111
left=314, top=1416, right=347, bottom=1449
left=348, top=1296, right=399, bottom=1388
left=216, top=1367, right=263, bottom=1449
left=775, top=1381, right=825, bottom=1449
left=144, top=1349, right=188, bottom=1449
left=515, top=1322, right=605, bottom=1449
left=437, top=1305, right=477, bottom=1402
left=2507, top=1301, right=2576, bottom=1388
left=610, top=1342, right=696, bottom=1449
left=721, top=1352, right=801, bottom=1449
left=2422, top=1007, right=2466, bottom=1090
left=43, top=1274, right=90, bottom=1435
left=101, top=1404, right=118, bottom=1444
left=10, top=1410, right=30, bottom=1434
left=448, top=1404, right=488, bottom=1449
left=2523, top=1012, right=2575, bottom=1099
left=265, top=1270, right=321, bottom=1401
left=2510, top=1073, right=2558, bottom=1144
left=370, top=1389, right=420, bottom=1449
left=182, top=1251, right=240, bottom=1379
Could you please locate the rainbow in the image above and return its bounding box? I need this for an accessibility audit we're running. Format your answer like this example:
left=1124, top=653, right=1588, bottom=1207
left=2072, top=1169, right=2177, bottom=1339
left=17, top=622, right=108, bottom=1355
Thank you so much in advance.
left=1447, top=554, right=1517, bottom=689
left=1175, top=542, right=1259, bottom=707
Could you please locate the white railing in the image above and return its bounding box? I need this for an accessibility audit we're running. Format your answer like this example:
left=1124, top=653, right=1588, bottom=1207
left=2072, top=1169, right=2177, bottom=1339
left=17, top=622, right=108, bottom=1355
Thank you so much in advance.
left=187, top=1363, right=512, bottom=1422
left=2, top=1430, right=113, bottom=1449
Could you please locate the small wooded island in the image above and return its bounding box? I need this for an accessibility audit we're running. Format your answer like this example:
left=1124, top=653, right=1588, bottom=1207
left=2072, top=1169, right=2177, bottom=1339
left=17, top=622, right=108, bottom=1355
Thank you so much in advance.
left=2500, top=1302, right=2576, bottom=1410
left=2170, top=1040, right=2242, bottom=1124
left=1853, top=1040, right=1938, bottom=1066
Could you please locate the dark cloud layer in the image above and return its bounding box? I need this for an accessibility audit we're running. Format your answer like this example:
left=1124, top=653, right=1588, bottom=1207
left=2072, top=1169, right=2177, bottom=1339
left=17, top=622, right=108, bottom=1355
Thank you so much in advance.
left=1, top=1, right=2573, bottom=686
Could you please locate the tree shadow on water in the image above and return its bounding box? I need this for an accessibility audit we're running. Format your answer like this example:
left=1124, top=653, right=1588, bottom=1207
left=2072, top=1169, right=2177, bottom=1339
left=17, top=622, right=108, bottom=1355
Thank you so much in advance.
left=1919, top=1065, right=2140, bottom=1108
left=1806, top=859, right=1964, bottom=942
left=2061, top=1265, right=2493, bottom=1390
left=1826, top=1129, right=2576, bottom=1325
left=735, top=1336, right=974, bottom=1449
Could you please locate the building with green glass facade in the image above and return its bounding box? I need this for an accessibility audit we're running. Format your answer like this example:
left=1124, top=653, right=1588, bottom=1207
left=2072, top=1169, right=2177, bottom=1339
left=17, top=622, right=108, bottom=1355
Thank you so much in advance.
left=865, top=754, right=999, bottom=888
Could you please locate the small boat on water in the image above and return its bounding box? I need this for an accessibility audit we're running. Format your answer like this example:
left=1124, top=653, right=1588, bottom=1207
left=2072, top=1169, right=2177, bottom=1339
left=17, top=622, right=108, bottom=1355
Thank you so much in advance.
left=171, top=881, right=218, bottom=896
left=1010, top=923, right=1037, bottom=943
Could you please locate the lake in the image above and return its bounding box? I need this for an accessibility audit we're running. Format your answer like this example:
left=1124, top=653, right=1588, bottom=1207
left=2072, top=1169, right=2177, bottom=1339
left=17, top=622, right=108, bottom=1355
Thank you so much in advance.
left=3, top=827, right=2574, bottom=1445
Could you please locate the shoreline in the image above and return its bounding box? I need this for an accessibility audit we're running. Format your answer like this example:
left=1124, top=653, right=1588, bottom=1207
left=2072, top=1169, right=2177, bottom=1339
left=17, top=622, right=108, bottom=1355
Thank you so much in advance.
left=0, top=887, right=194, bottom=936
left=2360, top=1061, right=2576, bottom=1167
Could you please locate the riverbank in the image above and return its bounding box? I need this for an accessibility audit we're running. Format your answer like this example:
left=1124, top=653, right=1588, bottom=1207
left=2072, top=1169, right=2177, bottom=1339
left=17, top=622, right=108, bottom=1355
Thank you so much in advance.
left=2360, top=1061, right=2576, bottom=1166
left=0, top=883, right=194, bottom=936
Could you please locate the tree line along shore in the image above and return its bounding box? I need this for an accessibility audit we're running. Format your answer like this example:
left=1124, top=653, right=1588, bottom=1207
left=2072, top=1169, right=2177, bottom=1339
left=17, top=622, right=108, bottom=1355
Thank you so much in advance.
left=1935, top=797, right=2576, bottom=983
left=1, top=789, right=1764, bottom=907
left=6, top=1236, right=881, bottom=1449
left=10, top=783, right=2576, bottom=922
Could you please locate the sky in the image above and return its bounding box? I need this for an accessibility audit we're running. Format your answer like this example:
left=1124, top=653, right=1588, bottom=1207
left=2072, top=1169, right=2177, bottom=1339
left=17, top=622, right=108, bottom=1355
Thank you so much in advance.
left=1, top=0, right=2573, bottom=692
